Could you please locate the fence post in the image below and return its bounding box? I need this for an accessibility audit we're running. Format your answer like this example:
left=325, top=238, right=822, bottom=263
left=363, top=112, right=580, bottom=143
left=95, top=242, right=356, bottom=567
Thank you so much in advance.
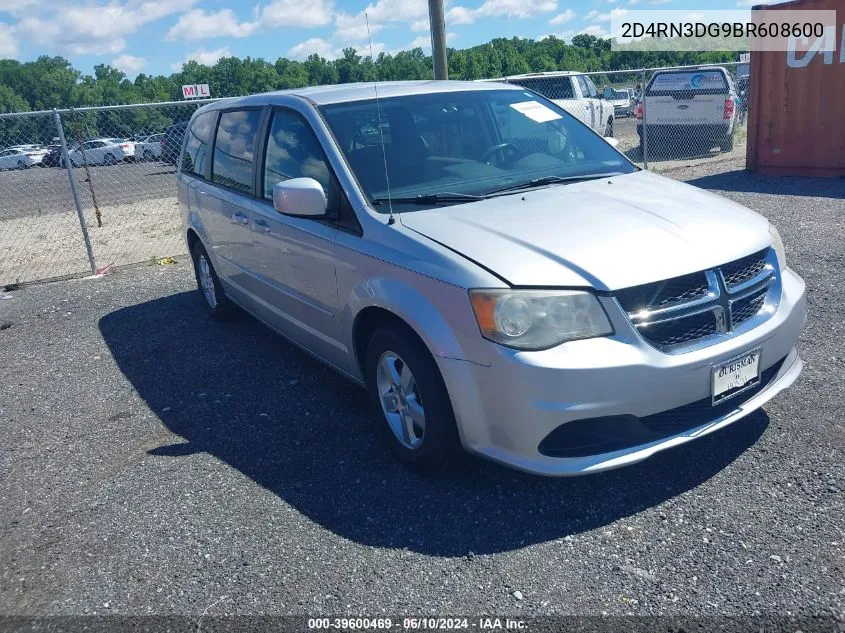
left=53, top=109, right=96, bottom=275
left=641, top=68, right=649, bottom=170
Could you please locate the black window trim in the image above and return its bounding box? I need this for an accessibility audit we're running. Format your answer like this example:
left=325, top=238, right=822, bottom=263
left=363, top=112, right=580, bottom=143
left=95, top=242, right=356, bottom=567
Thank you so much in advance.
left=258, top=105, right=362, bottom=237
left=209, top=105, right=266, bottom=198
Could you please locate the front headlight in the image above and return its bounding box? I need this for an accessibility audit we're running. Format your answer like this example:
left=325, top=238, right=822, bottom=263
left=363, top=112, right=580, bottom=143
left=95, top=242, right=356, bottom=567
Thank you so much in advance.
left=469, top=289, right=613, bottom=350
left=769, top=224, right=787, bottom=270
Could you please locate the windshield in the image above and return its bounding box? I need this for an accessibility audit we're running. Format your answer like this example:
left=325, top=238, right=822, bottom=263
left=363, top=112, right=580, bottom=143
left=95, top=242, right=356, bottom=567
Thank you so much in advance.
left=319, top=89, right=635, bottom=210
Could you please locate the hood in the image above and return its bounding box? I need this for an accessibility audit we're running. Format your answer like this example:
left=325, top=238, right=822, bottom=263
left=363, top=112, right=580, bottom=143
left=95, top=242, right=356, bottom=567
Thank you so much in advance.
left=400, top=170, right=770, bottom=291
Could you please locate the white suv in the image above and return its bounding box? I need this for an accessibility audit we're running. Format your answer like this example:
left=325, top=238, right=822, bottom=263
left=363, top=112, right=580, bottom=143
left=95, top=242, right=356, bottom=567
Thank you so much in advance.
left=484, top=72, right=615, bottom=138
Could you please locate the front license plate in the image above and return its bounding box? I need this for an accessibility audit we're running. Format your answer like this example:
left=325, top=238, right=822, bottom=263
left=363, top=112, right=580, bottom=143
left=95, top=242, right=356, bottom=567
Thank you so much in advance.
left=712, top=349, right=761, bottom=405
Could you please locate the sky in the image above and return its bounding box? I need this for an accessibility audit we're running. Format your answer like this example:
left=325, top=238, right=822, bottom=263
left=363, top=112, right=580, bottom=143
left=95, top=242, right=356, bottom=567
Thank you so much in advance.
left=0, top=0, right=773, bottom=77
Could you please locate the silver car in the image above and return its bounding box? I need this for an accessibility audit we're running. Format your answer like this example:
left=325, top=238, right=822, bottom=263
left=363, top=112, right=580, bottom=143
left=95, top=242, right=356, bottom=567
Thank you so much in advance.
left=177, top=81, right=806, bottom=476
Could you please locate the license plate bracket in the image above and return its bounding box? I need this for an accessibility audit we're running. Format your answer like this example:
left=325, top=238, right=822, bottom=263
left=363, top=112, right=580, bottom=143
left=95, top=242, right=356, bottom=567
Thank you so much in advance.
left=712, top=349, right=761, bottom=406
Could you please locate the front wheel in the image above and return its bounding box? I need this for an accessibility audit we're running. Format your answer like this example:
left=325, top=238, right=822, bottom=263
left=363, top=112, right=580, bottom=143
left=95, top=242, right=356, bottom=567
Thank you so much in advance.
left=604, top=117, right=614, bottom=138
left=103, top=153, right=117, bottom=166
left=365, top=326, right=462, bottom=472
left=143, top=150, right=155, bottom=162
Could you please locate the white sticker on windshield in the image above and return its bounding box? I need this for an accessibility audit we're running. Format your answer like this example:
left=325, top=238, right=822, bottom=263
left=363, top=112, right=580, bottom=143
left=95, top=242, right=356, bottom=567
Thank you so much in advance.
left=509, top=100, right=562, bottom=123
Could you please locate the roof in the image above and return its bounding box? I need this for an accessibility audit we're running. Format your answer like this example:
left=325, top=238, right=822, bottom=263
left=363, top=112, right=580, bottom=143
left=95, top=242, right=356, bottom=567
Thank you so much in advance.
left=202, top=80, right=521, bottom=109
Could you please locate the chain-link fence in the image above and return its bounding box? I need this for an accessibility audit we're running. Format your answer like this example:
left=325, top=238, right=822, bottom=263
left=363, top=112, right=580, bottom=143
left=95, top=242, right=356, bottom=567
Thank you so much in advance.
left=0, top=99, right=219, bottom=286
left=490, top=61, right=749, bottom=171
left=0, top=61, right=752, bottom=286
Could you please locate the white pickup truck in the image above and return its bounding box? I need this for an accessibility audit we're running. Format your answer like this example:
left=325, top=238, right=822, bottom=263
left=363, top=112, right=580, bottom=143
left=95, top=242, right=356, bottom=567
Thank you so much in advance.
left=635, top=66, right=738, bottom=153
left=481, top=71, right=615, bottom=138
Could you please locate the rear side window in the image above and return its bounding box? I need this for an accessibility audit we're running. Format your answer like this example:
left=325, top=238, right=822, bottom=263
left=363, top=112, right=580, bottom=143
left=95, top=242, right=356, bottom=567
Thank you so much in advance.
left=182, top=111, right=216, bottom=176
left=212, top=109, right=262, bottom=193
left=647, top=71, right=728, bottom=96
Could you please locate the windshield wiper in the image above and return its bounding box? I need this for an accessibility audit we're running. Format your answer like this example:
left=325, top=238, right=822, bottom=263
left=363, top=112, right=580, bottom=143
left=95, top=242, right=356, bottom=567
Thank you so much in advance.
left=486, top=173, right=623, bottom=196
left=371, top=192, right=487, bottom=205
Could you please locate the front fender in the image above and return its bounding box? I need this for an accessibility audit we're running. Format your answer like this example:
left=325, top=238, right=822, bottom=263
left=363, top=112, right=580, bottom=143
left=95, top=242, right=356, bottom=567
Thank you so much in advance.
left=343, top=275, right=492, bottom=380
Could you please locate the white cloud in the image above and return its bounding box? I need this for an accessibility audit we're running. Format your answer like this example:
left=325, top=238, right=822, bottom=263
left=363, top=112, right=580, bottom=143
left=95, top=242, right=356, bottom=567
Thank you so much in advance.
left=170, top=46, right=231, bottom=70
left=167, top=9, right=257, bottom=40
left=14, top=0, right=197, bottom=55
left=446, top=0, right=557, bottom=25
left=261, top=0, right=333, bottom=28
left=409, top=31, right=455, bottom=51
left=287, top=38, right=342, bottom=60
left=167, top=0, right=331, bottom=41
left=334, top=12, right=384, bottom=41
left=580, top=24, right=609, bottom=36
left=583, top=10, right=599, bottom=20
left=113, top=53, right=145, bottom=74
left=628, top=0, right=641, bottom=4
left=0, top=0, right=41, bottom=17
left=331, top=0, right=427, bottom=45
left=0, top=22, right=17, bottom=57
left=593, top=7, right=626, bottom=21
left=549, top=8, right=575, bottom=25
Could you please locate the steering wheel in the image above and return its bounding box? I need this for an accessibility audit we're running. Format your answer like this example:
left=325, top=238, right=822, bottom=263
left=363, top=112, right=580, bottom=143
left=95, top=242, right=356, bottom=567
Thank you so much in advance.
left=480, top=142, right=522, bottom=166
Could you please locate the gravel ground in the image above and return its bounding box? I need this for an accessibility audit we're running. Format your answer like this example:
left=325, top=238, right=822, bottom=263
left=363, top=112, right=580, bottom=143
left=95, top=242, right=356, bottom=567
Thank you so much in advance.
left=0, top=169, right=843, bottom=626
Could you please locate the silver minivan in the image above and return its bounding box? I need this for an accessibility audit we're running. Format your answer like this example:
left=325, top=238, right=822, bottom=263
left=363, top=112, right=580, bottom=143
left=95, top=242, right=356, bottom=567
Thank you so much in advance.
left=178, top=81, right=806, bottom=476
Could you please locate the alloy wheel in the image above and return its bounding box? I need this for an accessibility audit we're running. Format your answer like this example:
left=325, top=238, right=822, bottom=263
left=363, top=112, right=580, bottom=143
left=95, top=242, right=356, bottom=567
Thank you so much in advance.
left=376, top=351, right=425, bottom=449
left=197, top=254, right=217, bottom=309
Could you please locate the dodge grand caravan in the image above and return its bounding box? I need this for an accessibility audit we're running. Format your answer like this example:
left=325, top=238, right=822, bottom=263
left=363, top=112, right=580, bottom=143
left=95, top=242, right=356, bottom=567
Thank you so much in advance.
left=177, top=81, right=805, bottom=476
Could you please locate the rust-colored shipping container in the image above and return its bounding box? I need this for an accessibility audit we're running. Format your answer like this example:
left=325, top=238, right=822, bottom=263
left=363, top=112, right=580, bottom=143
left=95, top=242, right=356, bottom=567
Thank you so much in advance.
left=747, top=0, right=845, bottom=177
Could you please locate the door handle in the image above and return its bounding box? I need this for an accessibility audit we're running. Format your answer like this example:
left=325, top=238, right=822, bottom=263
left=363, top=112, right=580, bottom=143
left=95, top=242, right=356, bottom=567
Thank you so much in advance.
left=253, top=218, right=271, bottom=234
left=232, top=212, right=249, bottom=226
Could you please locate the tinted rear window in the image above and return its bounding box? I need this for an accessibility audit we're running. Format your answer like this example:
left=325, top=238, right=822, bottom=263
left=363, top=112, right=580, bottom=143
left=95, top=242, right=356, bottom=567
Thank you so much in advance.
left=647, top=71, right=728, bottom=96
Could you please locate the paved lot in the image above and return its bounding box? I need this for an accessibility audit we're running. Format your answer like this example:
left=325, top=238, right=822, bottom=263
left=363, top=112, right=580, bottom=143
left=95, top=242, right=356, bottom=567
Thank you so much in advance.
left=0, top=169, right=843, bottom=623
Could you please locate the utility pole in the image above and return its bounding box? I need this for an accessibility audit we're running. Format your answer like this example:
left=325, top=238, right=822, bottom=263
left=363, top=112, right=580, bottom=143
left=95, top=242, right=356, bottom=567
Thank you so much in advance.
left=428, top=0, right=448, bottom=79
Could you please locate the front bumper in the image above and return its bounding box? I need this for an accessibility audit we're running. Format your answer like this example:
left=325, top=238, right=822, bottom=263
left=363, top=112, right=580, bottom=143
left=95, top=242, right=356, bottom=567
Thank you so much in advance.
left=437, top=267, right=806, bottom=476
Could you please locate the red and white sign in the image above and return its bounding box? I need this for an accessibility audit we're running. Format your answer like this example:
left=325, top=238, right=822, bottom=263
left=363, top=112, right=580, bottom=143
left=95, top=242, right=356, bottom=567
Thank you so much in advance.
left=182, top=84, right=211, bottom=99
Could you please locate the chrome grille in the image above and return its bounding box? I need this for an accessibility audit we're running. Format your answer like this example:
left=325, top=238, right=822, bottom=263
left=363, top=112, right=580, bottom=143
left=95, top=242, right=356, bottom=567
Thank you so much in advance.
left=616, top=248, right=780, bottom=353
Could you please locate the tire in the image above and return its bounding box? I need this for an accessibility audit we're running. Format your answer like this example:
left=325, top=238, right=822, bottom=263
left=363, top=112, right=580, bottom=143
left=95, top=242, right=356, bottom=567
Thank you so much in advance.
left=720, top=133, right=735, bottom=152
left=604, top=117, right=614, bottom=138
left=17, top=160, right=26, bottom=169
left=143, top=150, right=155, bottom=162
left=190, top=241, right=237, bottom=320
left=104, top=153, right=117, bottom=166
left=364, top=326, right=462, bottom=472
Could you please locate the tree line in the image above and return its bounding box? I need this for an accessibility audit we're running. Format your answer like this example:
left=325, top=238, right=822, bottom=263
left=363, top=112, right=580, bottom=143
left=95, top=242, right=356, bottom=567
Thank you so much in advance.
left=0, top=35, right=737, bottom=144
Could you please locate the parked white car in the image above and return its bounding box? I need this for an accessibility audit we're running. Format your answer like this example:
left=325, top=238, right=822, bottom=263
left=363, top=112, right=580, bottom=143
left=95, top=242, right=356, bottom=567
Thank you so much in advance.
left=64, top=138, right=135, bottom=166
left=602, top=87, right=634, bottom=117
left=135, top=133, right=164, bottom=161
left=482, top=72, right=615, bottom=137
left=0, top=147, right=39, bottom=170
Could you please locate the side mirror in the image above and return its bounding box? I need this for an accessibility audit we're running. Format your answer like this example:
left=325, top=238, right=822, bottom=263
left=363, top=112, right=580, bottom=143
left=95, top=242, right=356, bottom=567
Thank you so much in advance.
left=604, top=137, right=620, bottom=149
left=272, top=177, right=327, bottom=217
